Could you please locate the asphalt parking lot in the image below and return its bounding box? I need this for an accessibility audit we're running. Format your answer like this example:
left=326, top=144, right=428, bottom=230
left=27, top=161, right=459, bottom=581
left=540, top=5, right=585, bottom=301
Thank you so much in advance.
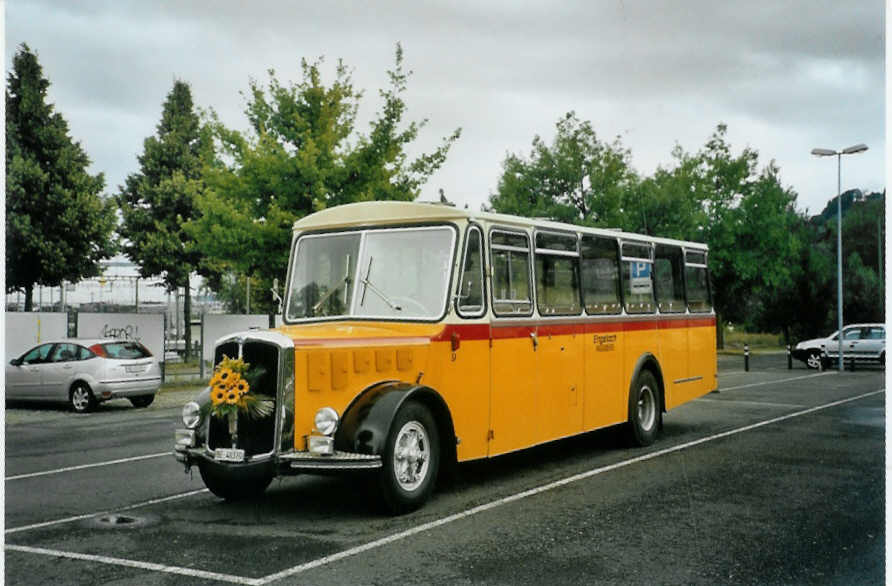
left=5, top=354, right=885, bottom=585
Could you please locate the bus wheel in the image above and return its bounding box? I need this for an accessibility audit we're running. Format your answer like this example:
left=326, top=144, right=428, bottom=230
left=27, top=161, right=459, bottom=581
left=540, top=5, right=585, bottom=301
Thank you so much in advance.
left=627, top=370, right=661, bottom=447
left=378, top=401, right=440, bottom=514
left=198, top=462, right=273, bottom=501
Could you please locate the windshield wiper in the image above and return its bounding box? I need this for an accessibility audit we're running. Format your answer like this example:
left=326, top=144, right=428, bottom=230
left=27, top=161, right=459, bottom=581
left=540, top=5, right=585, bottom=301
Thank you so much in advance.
left=359, top=257, right=402, bottom=311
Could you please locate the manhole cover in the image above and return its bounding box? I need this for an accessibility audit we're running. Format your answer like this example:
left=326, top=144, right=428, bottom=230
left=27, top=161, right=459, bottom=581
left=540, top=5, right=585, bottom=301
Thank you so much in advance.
left=88, top=513, right=156, bottom=529
left=98, top=514, right=139, bottom=525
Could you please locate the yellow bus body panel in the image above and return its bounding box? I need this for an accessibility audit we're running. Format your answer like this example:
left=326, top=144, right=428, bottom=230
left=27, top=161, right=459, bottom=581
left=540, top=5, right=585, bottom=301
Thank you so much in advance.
left=275, top=315, right=716, bottom=464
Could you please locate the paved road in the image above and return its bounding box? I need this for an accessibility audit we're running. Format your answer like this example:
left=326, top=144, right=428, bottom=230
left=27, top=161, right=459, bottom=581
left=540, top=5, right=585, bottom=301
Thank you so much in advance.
left=5, top=363, right=884, bottom=585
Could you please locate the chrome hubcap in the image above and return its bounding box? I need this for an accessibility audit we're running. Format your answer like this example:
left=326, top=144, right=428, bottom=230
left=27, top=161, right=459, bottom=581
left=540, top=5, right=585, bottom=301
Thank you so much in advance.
left=807, top=353, right=821, bottom=369
left=637, top=385, right=656, bottom=431
left=393, top=421, right=430, bottom=492
left=72, top=387, right=89, bottom=411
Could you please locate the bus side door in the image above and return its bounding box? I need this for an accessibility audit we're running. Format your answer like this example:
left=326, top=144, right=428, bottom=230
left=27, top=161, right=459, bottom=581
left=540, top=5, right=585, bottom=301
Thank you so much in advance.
left=488, top=229, right=539, bottom=456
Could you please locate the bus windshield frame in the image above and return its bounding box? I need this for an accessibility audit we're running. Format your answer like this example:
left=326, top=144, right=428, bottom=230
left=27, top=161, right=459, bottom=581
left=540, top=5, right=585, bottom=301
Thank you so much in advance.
left=285, top=225, right=457, bottom=323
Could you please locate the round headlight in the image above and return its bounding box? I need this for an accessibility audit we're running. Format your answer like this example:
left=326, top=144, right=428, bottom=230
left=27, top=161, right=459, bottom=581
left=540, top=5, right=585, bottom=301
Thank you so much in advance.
left=182, top=401, right=201, bottom=429
left=314, top=407, right=339, bottom=436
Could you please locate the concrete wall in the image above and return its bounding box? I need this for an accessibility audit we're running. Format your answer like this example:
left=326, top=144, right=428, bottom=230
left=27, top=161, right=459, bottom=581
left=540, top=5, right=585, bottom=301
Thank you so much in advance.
left=5, top=313, right=69, bottom=360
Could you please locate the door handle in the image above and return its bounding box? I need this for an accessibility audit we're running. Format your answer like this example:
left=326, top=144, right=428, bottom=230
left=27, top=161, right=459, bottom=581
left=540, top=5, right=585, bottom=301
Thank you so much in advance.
left=530, top=332, right=538, bottom=350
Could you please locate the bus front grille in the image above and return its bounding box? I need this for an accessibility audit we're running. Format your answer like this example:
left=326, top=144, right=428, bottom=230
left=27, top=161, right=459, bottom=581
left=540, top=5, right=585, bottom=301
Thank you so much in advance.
left=208, top=340, right=280, bottom=457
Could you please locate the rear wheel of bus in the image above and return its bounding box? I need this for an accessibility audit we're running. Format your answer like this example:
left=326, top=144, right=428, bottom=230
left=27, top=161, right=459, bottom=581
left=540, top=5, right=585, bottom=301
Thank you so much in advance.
left=378, top=401, right=440, bottom=514
left=627, top=370, right=661, bottom=447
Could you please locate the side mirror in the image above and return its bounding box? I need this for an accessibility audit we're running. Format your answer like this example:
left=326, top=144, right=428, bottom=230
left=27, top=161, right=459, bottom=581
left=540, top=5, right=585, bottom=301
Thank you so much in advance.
left=271, top=278, right=284, bottom=315
left=10, top=358, right=22, bottom=367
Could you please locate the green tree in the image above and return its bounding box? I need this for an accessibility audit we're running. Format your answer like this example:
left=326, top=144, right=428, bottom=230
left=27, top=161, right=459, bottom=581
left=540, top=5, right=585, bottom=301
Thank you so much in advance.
left=840, top=194, right=884, bottom=284
left=625, top=145, right=708, bottom=238
left=6, top=44, right=117, bottom=310
left=843, top=251, right=883, bottom=324
left=488, top=112, right=637, bottom=227
left=755, top=215, right=834, bottom=342
left=117, top=80, right=211, bottom=357
left=670, top=126, right=803, bottom=344
left=188, top=44, right=461, bottom=314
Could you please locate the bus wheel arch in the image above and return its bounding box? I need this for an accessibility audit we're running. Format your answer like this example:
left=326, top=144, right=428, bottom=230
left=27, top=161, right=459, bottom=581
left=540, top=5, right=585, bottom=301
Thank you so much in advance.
left=335, top=381, right=457, bottom=470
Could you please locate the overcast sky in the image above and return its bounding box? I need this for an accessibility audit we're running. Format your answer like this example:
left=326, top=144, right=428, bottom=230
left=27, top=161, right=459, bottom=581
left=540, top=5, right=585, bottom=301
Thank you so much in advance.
left=6, top=0, right=886, bottom=218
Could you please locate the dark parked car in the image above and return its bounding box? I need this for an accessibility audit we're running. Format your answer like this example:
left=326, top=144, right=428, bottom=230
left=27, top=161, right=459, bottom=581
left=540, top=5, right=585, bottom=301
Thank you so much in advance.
left=6, top=338, right=162, bottom=412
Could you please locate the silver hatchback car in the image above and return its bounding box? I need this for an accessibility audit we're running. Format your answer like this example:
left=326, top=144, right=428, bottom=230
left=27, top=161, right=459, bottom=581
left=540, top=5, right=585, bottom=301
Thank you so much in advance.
left=793, top=323, right=885, bottom=369
left=6, top=338, right=162, bottom=412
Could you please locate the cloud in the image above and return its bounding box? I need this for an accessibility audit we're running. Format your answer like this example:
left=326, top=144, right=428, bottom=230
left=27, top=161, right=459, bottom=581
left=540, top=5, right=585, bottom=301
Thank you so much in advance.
left=6, top=0, right=884, bottom=213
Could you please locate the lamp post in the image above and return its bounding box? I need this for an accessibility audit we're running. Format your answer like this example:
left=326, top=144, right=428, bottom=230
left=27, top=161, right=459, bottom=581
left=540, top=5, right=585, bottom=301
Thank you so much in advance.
left=810, top=143, right=868, bottom=372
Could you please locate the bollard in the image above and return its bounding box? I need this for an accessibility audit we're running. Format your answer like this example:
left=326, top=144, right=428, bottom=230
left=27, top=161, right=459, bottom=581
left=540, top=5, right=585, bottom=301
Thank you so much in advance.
left=786, top=345, right=792, bottom=370
left=744, top=343, right=750, bottom=372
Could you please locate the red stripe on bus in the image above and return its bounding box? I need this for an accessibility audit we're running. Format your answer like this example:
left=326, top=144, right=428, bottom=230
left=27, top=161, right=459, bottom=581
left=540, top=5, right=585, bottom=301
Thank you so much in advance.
left=490, top=325, right=536, bottom=340
left=430, top=323, right=492, bottom=342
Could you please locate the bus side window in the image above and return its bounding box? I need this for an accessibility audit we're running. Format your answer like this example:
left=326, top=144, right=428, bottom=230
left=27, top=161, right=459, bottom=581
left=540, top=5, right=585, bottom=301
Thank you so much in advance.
left=621, top=242, right=654, bottom=314
left=491, top=230, right=532, bottom=316
left=580, top=235, right=622, bottom=315
left=654, top=244, right=685, bottom=313
left=457, top=226, right=485, bottom=317
left=684, top=250, right=712, bottom=313
left=535, top=232, right=580, bottom=316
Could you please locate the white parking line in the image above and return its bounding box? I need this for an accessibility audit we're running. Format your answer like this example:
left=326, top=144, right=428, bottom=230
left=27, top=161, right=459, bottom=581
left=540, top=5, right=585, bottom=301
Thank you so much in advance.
left=720, top=371, right=833, bottom=392
left=698, top=399, right=807, bottom=409
left=5, top=489, right=208, bottom=535
left=7, top=388, right=883, bottom=585
left=5, top=544, right=261, bottom=585
left=6, top=451, right=170, bottom=481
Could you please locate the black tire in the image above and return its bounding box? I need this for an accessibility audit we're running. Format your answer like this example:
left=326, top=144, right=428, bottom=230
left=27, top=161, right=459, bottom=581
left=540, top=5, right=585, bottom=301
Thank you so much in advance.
left=198, top=461, right=273, bottom=501
left=377, top=401, right=440, bottom=515
left=129, top=395, right=155, bottom=408
left=626, top=370, right=662, bottom=447
left=70, top=382, right=96, bottom=413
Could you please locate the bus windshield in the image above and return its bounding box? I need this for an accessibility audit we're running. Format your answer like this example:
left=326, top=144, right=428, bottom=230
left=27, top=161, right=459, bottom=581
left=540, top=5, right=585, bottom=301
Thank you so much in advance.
left=286, top=226, right=455, bottom=321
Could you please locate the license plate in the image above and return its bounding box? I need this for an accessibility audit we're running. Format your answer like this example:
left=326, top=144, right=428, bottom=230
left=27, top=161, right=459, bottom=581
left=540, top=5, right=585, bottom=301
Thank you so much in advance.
left=126, top=365, right=148, bottom=374
left=214, top=448, right=245, bottom=462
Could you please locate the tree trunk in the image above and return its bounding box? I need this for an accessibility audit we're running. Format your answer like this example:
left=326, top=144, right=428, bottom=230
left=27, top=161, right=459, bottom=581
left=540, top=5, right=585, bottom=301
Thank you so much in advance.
left=184, top=275, right=192, bottom=361
left=24, top=283, right=33, bottom=312
left=715, top=313, right=724, bottom=350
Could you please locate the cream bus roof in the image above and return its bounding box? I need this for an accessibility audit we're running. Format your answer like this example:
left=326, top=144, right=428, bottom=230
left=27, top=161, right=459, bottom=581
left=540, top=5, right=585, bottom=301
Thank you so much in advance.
left=293, top=200, right=707, bottom=250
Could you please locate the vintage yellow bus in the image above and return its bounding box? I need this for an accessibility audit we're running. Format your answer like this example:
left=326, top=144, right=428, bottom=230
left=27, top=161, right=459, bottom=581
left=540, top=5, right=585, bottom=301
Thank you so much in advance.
left=175, top=201, right=716, bottom=513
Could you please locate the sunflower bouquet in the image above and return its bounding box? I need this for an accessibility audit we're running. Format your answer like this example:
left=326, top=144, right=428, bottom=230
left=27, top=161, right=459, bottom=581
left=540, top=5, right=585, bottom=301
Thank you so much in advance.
left=207, top=355, right=274, bottom=421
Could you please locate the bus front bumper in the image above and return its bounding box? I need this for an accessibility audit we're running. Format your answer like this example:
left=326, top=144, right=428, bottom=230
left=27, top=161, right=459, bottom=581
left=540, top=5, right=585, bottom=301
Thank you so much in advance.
left=174, top=429, right=382, bottom=473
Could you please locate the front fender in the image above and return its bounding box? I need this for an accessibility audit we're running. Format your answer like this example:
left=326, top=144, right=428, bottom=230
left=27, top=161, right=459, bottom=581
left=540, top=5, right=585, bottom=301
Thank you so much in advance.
left=334, top=381, right=452, bottom=457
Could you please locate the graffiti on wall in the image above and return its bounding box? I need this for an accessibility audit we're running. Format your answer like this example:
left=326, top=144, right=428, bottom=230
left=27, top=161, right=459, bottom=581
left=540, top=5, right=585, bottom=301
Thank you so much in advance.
left=101, top=323, right=141, bottom=342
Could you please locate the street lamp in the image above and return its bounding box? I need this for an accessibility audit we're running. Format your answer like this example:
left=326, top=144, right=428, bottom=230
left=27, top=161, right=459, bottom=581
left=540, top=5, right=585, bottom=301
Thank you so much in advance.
left=810, top=143, right=868, bottom=372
